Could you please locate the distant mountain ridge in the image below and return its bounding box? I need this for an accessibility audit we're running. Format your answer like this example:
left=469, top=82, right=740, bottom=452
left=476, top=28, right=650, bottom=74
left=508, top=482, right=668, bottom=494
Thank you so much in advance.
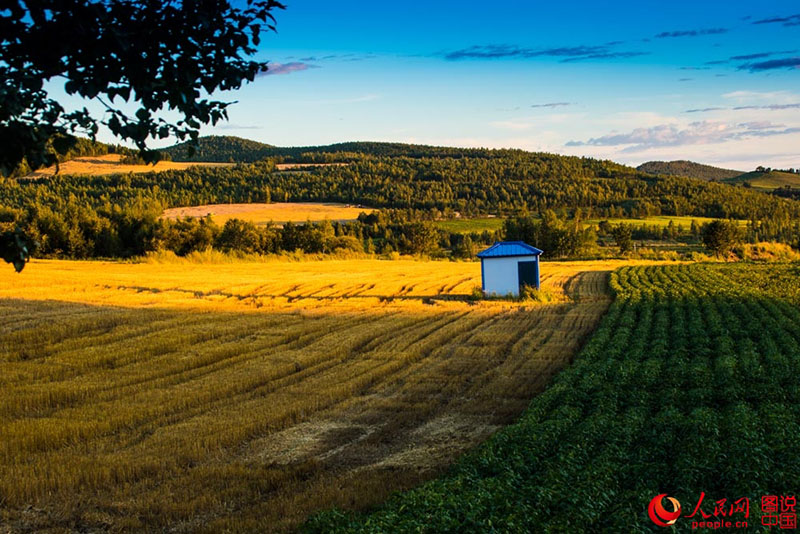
left=637, top=160, right=744, bottom=182
left=162, top=136, right=529, bottom=162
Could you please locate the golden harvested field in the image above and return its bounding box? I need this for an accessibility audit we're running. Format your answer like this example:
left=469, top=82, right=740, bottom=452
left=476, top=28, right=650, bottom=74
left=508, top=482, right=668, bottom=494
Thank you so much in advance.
left=23, top=154, right=233, bottom=178
left=161, top=202, right=375, bottom=225
left=0, top=258, right=642, bottom=532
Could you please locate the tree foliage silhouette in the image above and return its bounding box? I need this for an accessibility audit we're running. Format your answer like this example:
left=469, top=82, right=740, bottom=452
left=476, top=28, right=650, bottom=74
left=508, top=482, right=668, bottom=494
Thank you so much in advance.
left=1, top=0, right=284, bottom=270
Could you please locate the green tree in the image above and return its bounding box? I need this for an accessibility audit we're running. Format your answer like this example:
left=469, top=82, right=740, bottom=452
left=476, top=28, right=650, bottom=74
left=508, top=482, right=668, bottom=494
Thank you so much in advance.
left=502, top=213, right=540, bottom=246
left=403, top=222, right=439, bottom=254
left=665, top=220, right=677, bottom=240
left=611, top=224, right=633, bottom=254
left=453, top=235, right=476, bottom=258
left=690, top=219, right=701, bottom=239
left=1, top=0, right=285, bottom=172
left=503, top=211, right=594, bottom=258
left=1, top=0, right=285, bottom=271
left=216, top=219, right=262, bottom=254
left=702, top=220, right=742, bottom=256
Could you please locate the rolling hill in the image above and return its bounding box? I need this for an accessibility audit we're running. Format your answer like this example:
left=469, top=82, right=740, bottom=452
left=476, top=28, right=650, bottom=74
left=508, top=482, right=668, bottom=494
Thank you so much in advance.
left=722, top=169, right=800, bottom=191
left=6, top=133, right=800, bottom=262
left=637, top=160, right=744, bottom=182
left=163, top=135, right=276, bottom=162
left=162, top=136, right=528, bottom=162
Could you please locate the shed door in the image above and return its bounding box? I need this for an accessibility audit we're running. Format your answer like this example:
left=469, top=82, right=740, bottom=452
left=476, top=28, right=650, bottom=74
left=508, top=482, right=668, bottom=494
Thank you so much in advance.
left=517, top=260, right=539, bottom=290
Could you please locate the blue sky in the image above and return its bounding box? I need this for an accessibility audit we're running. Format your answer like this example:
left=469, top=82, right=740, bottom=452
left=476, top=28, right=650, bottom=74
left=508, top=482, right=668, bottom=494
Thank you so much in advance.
left=93, top=1, right=800, bottom=169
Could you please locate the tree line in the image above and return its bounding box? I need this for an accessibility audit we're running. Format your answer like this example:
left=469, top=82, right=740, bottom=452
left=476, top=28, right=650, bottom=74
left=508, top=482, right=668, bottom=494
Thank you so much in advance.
left=3, top=148, right=800, bottom=265
left=0, top=198, right=501, bottom=261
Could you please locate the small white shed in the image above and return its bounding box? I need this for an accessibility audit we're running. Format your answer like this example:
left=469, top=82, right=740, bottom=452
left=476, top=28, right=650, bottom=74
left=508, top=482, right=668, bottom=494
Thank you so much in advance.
left=477, top=241, right=543, bottom=296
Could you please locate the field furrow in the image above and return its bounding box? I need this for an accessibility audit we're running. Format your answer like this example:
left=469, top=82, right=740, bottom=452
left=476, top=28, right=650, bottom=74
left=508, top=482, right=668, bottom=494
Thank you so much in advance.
left=0, top=258, right=641, bottom=532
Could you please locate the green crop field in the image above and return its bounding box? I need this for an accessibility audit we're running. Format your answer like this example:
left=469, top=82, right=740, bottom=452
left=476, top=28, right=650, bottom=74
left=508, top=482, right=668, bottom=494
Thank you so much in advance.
left=437, top=215, right=747, bottom=236
left=586, top=215, right=747, bottom=229
left=433, top=217, right=505, bottom=234
left=309, top=263, right=800, bottom=533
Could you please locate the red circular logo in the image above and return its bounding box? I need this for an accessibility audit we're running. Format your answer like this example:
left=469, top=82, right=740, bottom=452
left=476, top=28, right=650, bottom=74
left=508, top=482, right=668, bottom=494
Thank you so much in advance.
left=648, top=494, right=682, bottom=527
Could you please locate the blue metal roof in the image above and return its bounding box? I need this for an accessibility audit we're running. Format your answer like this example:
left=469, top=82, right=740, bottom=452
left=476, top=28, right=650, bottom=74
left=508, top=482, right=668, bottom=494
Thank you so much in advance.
left=477, top=241, right=543, bottom=258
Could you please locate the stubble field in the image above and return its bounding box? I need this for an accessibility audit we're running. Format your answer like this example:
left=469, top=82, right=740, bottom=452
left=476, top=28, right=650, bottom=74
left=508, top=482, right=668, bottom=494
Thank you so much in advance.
left=0, top=258, right=634, bottom=532
left=161, top=202, right=373, bottom=226
left=23, top=154, right=233, bottom=179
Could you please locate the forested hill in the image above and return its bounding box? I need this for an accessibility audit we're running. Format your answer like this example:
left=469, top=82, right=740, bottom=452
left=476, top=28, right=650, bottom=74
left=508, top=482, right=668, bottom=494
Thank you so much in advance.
left=12, top=136, right=799, bottom=224
left=164, top=136, right=275, bottom=162
left=637, top=160, right=744, bottom=182
left=5, top=139, right=800, bottom=260
left=163, top=136, right=532, bottom=162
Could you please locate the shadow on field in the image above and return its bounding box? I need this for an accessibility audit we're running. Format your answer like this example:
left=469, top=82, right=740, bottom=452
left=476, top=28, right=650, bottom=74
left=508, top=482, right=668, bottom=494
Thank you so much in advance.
left=106, top=283, right=485, bottom=304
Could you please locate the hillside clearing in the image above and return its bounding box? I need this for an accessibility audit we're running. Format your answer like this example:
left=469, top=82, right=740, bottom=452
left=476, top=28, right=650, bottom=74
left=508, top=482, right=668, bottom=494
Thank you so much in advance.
left=23, top=153, right=233, bottom=178
left=161, top=202, right=375, bottom=225
left=0, top=258, right=639, bottom=532
left=723, top=170, right=800, bottom=191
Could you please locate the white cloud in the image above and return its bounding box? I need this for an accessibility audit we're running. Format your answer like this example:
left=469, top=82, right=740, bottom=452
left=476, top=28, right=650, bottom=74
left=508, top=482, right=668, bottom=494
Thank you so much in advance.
left=566, top=120, right=800, bottom=151
left=722, top=90, right=796, bottom=102
left=737, top=121, right=783, bottom=130
left=560, top=138, right=800, bottom=171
